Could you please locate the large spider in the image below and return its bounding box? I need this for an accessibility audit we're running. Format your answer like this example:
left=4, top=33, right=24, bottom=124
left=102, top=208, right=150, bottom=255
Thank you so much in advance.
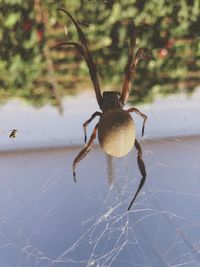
left=58, top=9, right=148, bottom=210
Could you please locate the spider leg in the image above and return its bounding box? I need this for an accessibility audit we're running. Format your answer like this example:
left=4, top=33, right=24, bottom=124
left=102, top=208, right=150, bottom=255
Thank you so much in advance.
left=120, top=20, right=147, bottom=105
left=127, top=139, right=146, bottom=211
left=127, top=108, right=147, bottom=136
left=73, top=123, right=99, bottom=183
left=58, top=8, right=103, bottom=108
left=83, top=111, right=102, bottom=143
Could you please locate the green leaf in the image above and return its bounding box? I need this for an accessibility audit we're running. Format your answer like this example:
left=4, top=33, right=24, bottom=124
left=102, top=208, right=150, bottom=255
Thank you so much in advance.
left=4, top=13, right=20, bottom=28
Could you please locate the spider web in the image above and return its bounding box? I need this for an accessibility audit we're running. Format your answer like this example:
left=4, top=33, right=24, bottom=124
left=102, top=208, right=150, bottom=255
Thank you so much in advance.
left=0, top=88, right=200, bottom=267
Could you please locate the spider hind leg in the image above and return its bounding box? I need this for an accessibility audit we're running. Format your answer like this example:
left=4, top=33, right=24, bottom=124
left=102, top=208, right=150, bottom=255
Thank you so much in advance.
left=73, top=123, right=99, bottom=182
left=127, top=139, right=146, bottom=210
left=83, top=111, right=102, bottom=143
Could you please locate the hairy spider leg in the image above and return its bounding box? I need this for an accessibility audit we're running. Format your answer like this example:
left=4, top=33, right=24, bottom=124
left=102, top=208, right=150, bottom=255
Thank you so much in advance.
left=58, top=8, right=103, bottom=108
left=83, top=111, right=102, bottom=143
left=127, top=139, right=146, bottom=210
left=120, top=21, right=136, bottom=104
left=127, top=107, right=147, bottom=136
left=120, top=21, right=146, bottom=105
left=73, top=123, right=99, bottom=183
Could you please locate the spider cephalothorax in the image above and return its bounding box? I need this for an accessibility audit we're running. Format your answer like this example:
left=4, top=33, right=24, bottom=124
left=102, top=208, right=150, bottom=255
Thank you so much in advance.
left=101, top=91, right=123, bottom=111
left=58, top=9, right=148, bottom=210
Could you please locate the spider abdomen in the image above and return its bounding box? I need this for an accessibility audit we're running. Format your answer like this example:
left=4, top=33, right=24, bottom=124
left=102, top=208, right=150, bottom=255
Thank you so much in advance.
left=98, top=109, right=135, bottom=157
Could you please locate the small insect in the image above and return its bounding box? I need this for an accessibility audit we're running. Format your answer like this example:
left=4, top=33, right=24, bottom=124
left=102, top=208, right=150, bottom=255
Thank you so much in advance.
left=9, top=129, right=18, bottom=138
left=58, top=9, right=148, bottom=210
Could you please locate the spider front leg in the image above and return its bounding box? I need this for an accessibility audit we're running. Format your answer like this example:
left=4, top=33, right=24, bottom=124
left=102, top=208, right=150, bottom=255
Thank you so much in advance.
left=73, top=123, right=99, bottom=183
left=127, top=139, right=146, bottom=211
left=58, top=9, right=103, bottom=108
left=127, top=108, right=147, bottom=136
left=83, top=111, right=102, bottom=143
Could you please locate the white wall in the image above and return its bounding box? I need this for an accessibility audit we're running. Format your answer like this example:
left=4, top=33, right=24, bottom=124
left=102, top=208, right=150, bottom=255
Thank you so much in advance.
left=0, top=135, right=199, bottom=266
left=0, top=90, right=200, bottom=266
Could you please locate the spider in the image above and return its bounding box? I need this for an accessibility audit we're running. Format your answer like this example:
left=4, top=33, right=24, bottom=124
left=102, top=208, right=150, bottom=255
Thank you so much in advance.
left=58, top=9, right=148, bottom=210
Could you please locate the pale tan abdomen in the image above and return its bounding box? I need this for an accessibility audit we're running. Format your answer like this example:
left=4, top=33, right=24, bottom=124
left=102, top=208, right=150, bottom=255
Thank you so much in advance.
left=98, top=109, right=135, bottom=157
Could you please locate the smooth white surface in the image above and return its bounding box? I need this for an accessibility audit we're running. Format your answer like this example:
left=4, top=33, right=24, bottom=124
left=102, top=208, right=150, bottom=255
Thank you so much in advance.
left=0, top=89, right=200, bottom=266
left=0, top=88, right=199, bottom=151
left=0, top=136, right=200, bottom=267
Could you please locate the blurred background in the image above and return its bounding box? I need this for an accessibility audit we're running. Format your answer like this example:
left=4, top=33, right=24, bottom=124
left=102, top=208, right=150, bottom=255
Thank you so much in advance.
left=1, top=0, right=200, bottom=109
left=0, top=1, right=200, bottom=267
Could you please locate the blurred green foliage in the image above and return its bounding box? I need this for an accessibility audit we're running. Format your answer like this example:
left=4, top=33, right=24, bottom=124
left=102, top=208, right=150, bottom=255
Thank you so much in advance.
left=0, top=0, right=200, bottom=106
left=0, top=0, right=44, bottom=104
